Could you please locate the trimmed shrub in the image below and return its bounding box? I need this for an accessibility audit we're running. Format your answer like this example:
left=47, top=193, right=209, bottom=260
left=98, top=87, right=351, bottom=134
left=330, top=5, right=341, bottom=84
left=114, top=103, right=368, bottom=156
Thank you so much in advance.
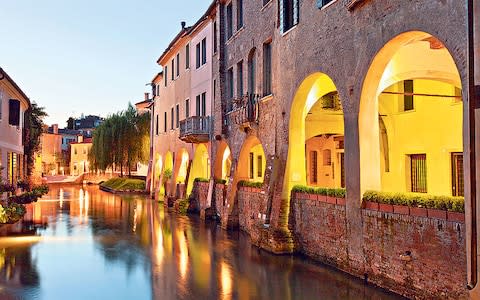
left=362, top=190, right=464, bottom=213
left=292, top=185, right=346, bottom=198
left=238, top=180, right=263, bottom=189
left=194, top=177, right=210, bottom=183
left=215, top=178, right=227, bottom=185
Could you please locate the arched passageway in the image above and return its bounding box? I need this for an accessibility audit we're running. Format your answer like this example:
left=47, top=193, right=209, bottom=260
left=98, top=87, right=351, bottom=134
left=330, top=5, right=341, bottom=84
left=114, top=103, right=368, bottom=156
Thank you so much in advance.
left=359, top=31, right=463, bottom=196
left=213, top=141, right=232, bottom=181
left=284, top=73, right=345, bottom=198
left=186, top=144, right=210, bottom=196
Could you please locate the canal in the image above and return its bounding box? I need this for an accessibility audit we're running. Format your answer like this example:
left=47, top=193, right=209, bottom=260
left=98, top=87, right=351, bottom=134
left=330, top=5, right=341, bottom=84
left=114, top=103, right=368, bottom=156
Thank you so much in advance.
left=0, top=185, right=403, bottom=300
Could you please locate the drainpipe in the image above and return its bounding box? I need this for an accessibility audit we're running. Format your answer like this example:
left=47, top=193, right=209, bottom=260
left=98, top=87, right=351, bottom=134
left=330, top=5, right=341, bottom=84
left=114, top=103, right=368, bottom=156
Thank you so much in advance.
left=467, top=0, right=478, bottom=291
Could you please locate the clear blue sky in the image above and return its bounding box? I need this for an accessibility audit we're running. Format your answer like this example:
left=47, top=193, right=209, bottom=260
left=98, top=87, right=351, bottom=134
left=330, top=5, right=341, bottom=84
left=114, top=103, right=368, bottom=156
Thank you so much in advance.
left=0, top=0, right=211, bottom=127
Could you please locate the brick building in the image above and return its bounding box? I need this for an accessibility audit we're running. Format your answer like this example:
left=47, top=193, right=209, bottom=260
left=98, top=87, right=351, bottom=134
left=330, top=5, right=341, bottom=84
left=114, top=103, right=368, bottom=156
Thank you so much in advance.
left=149, top=0, right=480, bottom=298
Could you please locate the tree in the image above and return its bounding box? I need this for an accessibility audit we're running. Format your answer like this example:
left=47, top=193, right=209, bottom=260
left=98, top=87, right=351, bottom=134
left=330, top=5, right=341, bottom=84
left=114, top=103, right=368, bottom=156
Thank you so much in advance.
left=24, top=102, right=48, bottom=177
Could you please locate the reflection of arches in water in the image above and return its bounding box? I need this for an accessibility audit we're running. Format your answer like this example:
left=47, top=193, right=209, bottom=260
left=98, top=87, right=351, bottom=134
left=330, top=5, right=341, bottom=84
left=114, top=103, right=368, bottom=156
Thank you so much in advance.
left=359, top=31, right=462, bottom=196
left=186, top=144, right=210, bottom=196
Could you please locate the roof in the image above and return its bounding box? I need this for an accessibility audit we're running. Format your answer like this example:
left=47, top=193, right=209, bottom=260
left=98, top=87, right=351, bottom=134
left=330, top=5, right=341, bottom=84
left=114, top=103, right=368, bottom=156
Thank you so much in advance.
left=0, top=67, right=32, bottom=110
left=151, top=72, right=163, bottom=83
left=71, top=137, right=93, bottom=145
left=156, top=0, right=216, bottom=65
left=135, top=99, right=153, bottom=110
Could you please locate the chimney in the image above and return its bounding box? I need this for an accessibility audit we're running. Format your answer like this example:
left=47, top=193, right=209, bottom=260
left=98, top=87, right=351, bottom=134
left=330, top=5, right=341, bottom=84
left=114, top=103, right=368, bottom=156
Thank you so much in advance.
left=52, top=124, right=59, bottom=135
left=78, top=135, right=84, bottom=143
left=181, top=21, right=186, bottom=29
left=144, top=92, right=150, bottom=101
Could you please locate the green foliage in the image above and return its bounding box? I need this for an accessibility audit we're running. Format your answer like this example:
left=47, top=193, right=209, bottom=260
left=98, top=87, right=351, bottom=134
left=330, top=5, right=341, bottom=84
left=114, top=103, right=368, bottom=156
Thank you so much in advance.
left=292, top=185, right=346, bottom=198
left=100, top=178, right=145, bottom=191
left=0, top=203, right=26, bottom=224
left=177, top=199, right=189, bottom=215
left=215, top=178, right=227, bottom=185
left=89, top=103, right=150, bottom=176
left=162, top=169, right=172, bottom=181
left=24, top=102, right=48, bottom=176
left=238, top=180, right=263, bottom=188
left=362, top=190, right=465, bottom=213
left=8, top=184, right=49, bottom=204
left=194, top=177, right=209, bottom=183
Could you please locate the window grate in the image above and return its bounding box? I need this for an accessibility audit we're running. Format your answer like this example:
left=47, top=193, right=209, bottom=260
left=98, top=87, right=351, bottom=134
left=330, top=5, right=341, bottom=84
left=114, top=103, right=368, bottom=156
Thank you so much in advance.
left=410, top=154, right=427, bottom=193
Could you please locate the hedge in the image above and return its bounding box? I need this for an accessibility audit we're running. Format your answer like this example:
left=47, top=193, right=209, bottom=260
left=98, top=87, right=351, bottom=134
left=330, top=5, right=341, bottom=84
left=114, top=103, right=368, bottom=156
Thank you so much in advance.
left=215, top=179, right=227, bottom=185
left=238, top=180, right=263, bottom=189
left=101, top=178, right=145, bottom=191
left=362, top=190, right=464, bottom=213
left=194, top=177, right=210, bottom=183
left=292, top=185, right=346, bottom=198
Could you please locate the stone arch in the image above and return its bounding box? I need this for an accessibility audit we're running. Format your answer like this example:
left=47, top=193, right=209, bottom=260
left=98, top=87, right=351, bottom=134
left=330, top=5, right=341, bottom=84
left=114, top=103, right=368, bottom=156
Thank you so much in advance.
left=186, top=144, right=210, bottom=196
left=283, top=72, right=343, bottom=199
left=227, top=135, right=266, bottom=208
left=213, top=140, right=232, bottom=181
left=359, top=31, right=463, bottom=196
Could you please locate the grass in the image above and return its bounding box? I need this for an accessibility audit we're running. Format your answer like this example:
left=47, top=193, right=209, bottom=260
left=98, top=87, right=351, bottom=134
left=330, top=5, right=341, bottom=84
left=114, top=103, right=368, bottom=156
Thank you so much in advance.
left=101, top=178, right=145, bottom=191
left=292, top=185, right=346, bottom=198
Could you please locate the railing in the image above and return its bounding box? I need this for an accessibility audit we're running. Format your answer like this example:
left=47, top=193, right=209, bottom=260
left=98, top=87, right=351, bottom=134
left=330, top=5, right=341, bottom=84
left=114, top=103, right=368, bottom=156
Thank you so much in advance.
left=179, top=116, right=211, bottom=143
left=225, top=93, right=260, bottom=127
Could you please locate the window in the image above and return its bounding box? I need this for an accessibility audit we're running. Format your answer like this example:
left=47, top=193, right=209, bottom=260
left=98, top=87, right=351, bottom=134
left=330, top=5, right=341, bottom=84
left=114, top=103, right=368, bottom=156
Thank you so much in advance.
left=280, top=0, right=299, bottom=33
left=226, top=3, right=233, bottom=39
left=196, top=95, right=201, bottom=116
left=171, top=107, right=174, bottom=129
left=8, top=99, right=20, bottom=127
left=452, top=152, right=464, bottom=196
left=263, top=42, right=272, bottom=96
left=156, top=114, right=159, bottom=135
left=171, top=59, right=175, bottom=80
left=237, top=0, right=243, bottom=29
left=176, top=53, right=180, bottom=77
left=248, top=49, right=256, bottom=95
left=227, top=68, right=234, bottom=99
left=317, top=0, right=334, bottom=8
left=323, top=149, right=331, bottom=166
left=201, top=38, right=207, bottom=65
left=410, top=154, right=427, bottom=193
left=164, top=66, right=168, bottom=86
left=257, top=155, right=262, bottom=177
left=83, top=148, right=87, bottom=155
left=186, top=44, right=190, bottom=69
left=237, top=61, right=243, bottom=97
left=201, top=92, right=206, bottom=117
left=196, top=43, right=201, bottom=69
left=310, top=151, right=318, bottom=184
left=403, top=80, right=414, bottom=111
left=249, top=152, right=254, bottom=179
left=213, top=22, right=218, bottom=53
left=164, top=111, right=167, bottom=132
left=176, top=104, right=180, bottom=128
left=74, top=148, right=77, bottom=155
left=185, top=99, right=190, bottom=118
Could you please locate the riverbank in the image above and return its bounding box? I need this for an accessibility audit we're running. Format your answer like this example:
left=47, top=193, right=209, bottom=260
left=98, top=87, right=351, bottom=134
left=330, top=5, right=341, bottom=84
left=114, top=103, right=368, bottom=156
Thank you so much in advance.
left=99, top=177, right=147, bottom=194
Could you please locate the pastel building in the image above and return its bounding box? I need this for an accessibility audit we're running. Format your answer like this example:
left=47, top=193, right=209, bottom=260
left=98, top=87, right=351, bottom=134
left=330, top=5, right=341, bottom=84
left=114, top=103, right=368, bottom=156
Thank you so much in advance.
left=0, top=68, right=31, bottom=185
left=70, top=136, right=92, bottom=176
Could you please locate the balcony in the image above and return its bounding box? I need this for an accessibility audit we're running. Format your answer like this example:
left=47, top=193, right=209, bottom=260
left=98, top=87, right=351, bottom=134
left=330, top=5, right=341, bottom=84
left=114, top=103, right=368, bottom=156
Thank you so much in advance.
left=179, top=116, right=211, bottom=143
left=225, top=94, right=260, bottom=131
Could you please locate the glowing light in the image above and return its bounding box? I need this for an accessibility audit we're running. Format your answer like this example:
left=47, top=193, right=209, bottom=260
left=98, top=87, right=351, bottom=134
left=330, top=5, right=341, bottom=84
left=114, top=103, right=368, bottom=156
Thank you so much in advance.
left=177, top=230, right=188, bottom=279
left=220, top=261, right=233, bottom=300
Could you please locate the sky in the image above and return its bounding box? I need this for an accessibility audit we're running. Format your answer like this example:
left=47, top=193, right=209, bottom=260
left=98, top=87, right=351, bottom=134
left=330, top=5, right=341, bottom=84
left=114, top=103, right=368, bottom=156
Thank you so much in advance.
left=0, top=0, right=212, bottom=127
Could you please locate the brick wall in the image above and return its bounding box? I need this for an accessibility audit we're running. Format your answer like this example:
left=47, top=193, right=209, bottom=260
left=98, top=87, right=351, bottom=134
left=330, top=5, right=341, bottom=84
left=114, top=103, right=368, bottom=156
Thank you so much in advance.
left=291, top=192, right=468, bottom=299
left=237, top=187, right=268, bottom=233
left=190, top=181, right=210, bottom=213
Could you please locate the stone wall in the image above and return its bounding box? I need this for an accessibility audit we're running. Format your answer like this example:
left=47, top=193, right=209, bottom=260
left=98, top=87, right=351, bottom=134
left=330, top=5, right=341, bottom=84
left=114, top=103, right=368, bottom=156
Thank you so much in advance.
left=237, top=187, right=268, bottom=233
left=291, top=193, right=468, bottom=299
left=190, top=181, right=209, bottom=213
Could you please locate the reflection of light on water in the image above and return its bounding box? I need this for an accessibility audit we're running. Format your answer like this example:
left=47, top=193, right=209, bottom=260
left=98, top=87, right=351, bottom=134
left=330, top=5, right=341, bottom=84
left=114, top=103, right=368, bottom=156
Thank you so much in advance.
left=220, top=261, right=233, bottom=300
left=177, top=230, right=188, bottom=279
left=79, top=189, right=84, bottom=220
left=0, top=235, right=94, bottom=247
left=133, top=207, right=137, bottom=232
left=155, top=223, right=164, bottom=265
left=59, top=188, right=64, bottom=208
left=84, top=190, right=89, bottom=222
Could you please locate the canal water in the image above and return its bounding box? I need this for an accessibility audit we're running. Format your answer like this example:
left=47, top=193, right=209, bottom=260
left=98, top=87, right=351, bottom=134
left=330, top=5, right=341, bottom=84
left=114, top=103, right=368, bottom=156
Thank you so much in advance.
left=0, top=185, right=403, bottom=300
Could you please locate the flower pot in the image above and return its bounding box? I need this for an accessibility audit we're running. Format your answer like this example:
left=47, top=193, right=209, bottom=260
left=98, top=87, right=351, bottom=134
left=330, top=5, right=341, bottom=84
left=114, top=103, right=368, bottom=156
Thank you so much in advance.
left=427, top=209, right=447, bottom=220
left=447, top=211, right=465, bottom=223
left=364, top=201, right=379, bottom=211
left=378, top=203, right=394, bottom=213
left=326, top=196, right=336, bottom=204
left=410, top=207, right=428, bottom=217
left=336, top=197, right=346, bottom=206
left=393, top=205, right=409, bottom=215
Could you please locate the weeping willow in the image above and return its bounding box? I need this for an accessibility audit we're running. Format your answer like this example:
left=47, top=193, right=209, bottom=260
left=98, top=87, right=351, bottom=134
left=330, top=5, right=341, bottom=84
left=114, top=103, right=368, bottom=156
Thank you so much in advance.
left=89, top=104, right=150, bottom=176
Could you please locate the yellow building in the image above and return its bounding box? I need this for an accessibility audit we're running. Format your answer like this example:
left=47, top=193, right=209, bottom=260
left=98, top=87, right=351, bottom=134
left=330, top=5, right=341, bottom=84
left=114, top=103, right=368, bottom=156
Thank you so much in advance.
left=70, top=136, right=92, bottom=176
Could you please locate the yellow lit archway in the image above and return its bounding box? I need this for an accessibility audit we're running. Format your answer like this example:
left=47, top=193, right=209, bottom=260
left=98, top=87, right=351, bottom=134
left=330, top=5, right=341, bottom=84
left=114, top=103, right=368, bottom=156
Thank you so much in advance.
left=161, top=151, right=174, bottom=196
left=174, top=148, right=189, bottom=184
left=186, top=144, right=210, bottom=196
left=359, top=31, right=463, bottom=196
left=227, top=136, right=266, bottom=208
left=283, top=73, right=341, bottom=199
left=154, top=153, right=163, bottom=191
left=214, top=141, right=232, bottom=181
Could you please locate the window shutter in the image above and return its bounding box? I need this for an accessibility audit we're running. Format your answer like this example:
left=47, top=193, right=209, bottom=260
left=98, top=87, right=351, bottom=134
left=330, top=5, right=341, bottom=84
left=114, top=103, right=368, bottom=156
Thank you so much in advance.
left=279, top=0, right=284, bottom=33
left=293, top=0, right=299, bottom=26
left=9, top=99, right=20, bottom=126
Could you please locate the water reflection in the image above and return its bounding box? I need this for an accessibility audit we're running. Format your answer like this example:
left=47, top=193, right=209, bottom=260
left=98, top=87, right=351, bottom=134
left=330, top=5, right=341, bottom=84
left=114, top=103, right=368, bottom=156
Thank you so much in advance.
left=0, top=185, right=404, bottom=300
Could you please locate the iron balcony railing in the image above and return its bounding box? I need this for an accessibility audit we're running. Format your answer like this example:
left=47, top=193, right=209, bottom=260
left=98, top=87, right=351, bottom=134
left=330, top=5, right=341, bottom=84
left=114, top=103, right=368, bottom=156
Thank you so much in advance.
left=225, top=93, right=260, bottom=127
left=179, top=116, right=211, bottom=143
